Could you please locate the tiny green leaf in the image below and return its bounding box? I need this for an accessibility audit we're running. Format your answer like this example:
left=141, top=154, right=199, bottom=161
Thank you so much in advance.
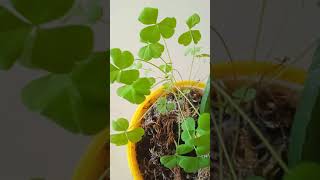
left=127, top=127, right=145, bottom=143
left=198, top=113, right=210, bottom=131
left=159, top=64, right=173, bottom=73
left=196, top=145, right=210, bottom=156
left=191, top=30, right=201, bottom=44
left=182, top=117, right=195, bottom=131
left=176, top=144, right=194, bottom=155
left=138, top=42, right=164, bottom=61
left=138, top=7, right=158, bottom=25
left=160, top=155, right=178, bottom=169
left=112, top=118, right=129, bottom=131
left=166, top=102, right=176, bottom=112
left=156, top=97, right=168, bottom=114
left=178, top=31, right=192, bottom=46
left=158, top=17, right=176, bottom=39
left=117, top=77, right=155, bottom=104
left=178, top=156, right=209, bottom=173
left=118, top=70, right=140, bottom=85
left=232, top=86, right=256, bottom=102
left=110, top=48, right=134, bottom=69
left=186, top=13, right=200, bottom=29
left=140, top=25, right=161, bottom=43
left=110, top=132, right=128, bottom=146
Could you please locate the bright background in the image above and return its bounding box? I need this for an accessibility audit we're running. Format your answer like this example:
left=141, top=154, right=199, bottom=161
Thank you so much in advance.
left=110, top=0, right=210, bottom=179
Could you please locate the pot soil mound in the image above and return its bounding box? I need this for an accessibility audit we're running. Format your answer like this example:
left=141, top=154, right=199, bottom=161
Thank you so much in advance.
left=136, top=88, right=210, bottom=180
left=211, top=81, right=299, bottom=180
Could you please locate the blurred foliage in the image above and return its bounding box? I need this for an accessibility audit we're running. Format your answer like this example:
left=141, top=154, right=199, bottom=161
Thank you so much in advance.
left=0, top=0, right=107, bottom=135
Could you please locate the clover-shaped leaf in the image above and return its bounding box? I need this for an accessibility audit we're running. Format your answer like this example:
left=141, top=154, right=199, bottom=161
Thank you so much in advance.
left=178, top=156, right=209, bottom=173
left=117, top=77, right=155, bottom=104
left=0, top=6, right=32, bottom=70
left=181, top=117, right=196, bottom=143
left=178, top=30, right=201, bottom=46
left=11, top=0, right=75, bottom=25
left=156, top=97, right=176, bottom=114
left=198, top=113, right=210, bottom=131
left=21, top=52, right=108, bottom=135
left=186, top=13, right=200, bottom=29
left=110, top=48, right=139, bottom=84
left=159, top=64, right=172, bottom=73
left=178, top=13, right=202, bottom=46
left=138, top=42, right=164, bottom=61
left=138, top=7, right=158, bottom=25
left=112, top=118, right=129, bottom=131
left=139, top=7, right=176, bottom=43
left=158, top=17, right=177, bottom=38
left=160, top=155, right=179, bottom=169
left=176, top=144, right=193, bottom=155
left=111, top=117, right=145, bottom=146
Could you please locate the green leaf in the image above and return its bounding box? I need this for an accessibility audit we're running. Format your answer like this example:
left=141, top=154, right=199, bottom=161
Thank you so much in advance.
left=110, top=48, right=134, bottom=69
left=182, top=117, right=195, bottom=131
left=200, top=78, right=210, bottom=113
left=181, top=130, right=195, bottom=143
left=166, top=102, right=176, bottom=112
left=138, top=42, right=164, bottom=61
left=159, top=64, right=172, bottom=73
left=191, top=30, right=201, bottom=44
left=140, top=25, right=160, bottom=43
left=156, top=97, right=168, bottom=114
left=117, top=78, right=155, bottom=104
left=118, top=70, right=140, bottom=85
left=138, top=7, right=158, bottom=25
left=195, top=144, right=210, bottom=155
left=24, top=25, right=93, bottom=73
left=178, top=156, right=209, bottom=173
left=71, top=52, right=107, bottom=105
left=178, top=31, right=192, bottom=46
left=176, top=144, right=194, bottom=155
left=110, top=132, right=128, bottom=146
left=284, top=163, right=320, bottom=180
left=21, top=73, right=107, bottom=135
left=158, top=17, right=176, bottom=39
left=232, top=86, right=256, bottom=102
left=198, top=113, right=210, bottom=131
left=11, top=0, right=75, bottom=25
left=289, top=43, right=320, bottom=167
left=127, top=127, right=145, bottom=143
left=0, top=6, right=32, bottom=70
left=110, top=64, right=120, bottom=83
left=112, top=118, right=129, bottom=131
left=186, top=13, right=200, bottom=29
left=185, top=46, right=202, bottom=56
left=189, top=134, right=210, bottom=146
left=160, top=155, right=178, bottom=169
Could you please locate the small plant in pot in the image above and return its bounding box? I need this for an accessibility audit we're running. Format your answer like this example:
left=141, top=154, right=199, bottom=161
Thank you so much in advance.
left=210, top=1, right=320, bottom=179
left=110, top=7, right=210, bottom=179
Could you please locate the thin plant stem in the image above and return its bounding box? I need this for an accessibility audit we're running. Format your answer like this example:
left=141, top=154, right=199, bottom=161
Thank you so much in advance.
left=173, top=84, right=200, bottom=116
left=162, top=37, right=173, bottom=64
left=136, top=59, right=166, bottom=74
left=98, top=168, right=109, bottom=180
left=267, top=39, right=317, bottom=83
left=210, top=26, right=237, bottom=80
left=173, top=69, right=184, bottom=82
left=217, top=93, right=224, bottom=180
left=212, top=81, right=290, bottom=174
left=173, top=92, right=184, bottom=145
left=189, top=44, right=196, bottom=80
left=212, top=111, right=237, bottom=180
left=253, top=0, right=267, bottom=61
left=160, top=56, right=168, bottom=64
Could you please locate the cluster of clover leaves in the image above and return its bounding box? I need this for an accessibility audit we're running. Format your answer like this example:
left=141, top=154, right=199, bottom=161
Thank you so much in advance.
left=110, top=7, right=210, bottom=173
left=0, top=0, right=107, bottom=135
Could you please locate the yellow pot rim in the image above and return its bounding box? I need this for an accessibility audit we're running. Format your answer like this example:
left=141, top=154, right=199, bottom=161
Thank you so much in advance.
left=127, top=80, right=205, bottom=180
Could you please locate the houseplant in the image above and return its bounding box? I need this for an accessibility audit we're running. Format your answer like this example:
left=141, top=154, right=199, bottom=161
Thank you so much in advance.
left=109, top=7, right=210, bottom=179
left=210, top=1, right=320, bottom=179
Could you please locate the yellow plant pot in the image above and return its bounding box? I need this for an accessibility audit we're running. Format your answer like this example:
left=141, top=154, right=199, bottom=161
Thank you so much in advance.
left=73, top=61, right=306, bottom=180
left=127, top=80, right=205, bottom=180
left=73, top=129, right=109, bottom=180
